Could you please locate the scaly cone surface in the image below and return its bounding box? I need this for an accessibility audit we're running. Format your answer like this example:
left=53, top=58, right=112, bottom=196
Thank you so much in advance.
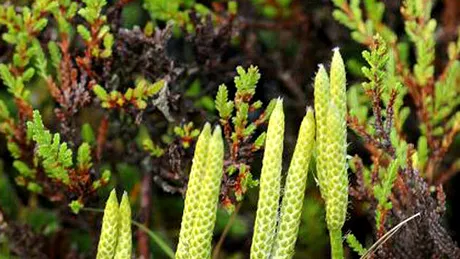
left=96, top=189, right=119, bottom=259
left=325, top=49, right=348, bottom=259
left=114, top=192, right=132, bottom=259
left=325, top=103, right=348, bottom=259
left=189, top=126, right=225, bottom=258
left=272, top=107, right=316, bottom=258
left=176, top=123, right=212, bottom=258
left=314, top=65, right=330, bottom=201
left=251, top=99, right=285, bottom=259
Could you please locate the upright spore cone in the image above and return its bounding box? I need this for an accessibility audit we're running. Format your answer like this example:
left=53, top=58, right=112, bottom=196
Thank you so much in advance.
left=314, top=65, right=330, bottom=201
left=96, top=189, right=119, bottom=259
left=326, top=49, right=348, bottom=232
left=313, top=48, right=348, bottom=259
left=330, top=48, right=347, bottom=120
left=189, top=126, right=224, bottom=258
left=325, top=103, right=348, bottom=259
left=176, top=123, right=211, bottom=258
left=325, top=103, right=348, bottom=229
left=114, top=192, right=132, bottom=259
left=251, top=99, right=285, bottom=258
left=272, top=107, right=316, bottom=258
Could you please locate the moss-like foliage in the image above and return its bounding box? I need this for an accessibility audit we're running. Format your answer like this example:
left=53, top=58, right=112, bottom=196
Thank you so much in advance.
left=27, top=110, right=73, bottom=184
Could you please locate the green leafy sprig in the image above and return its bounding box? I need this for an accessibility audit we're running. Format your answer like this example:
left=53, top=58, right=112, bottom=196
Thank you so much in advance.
left=93, top=79, right=165, bottom=110
left=77, top=0, right=114, bottom=59
left=215, top=65, right=276, bottom=211
left=332, top=0, right=395, bottom=45
left=25, top=111, right=110, bottom=211
left=27, top=110, right=73, bottom=184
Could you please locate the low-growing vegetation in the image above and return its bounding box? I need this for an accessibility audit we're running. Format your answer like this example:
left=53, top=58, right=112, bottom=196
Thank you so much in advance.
left=0, top=0, right=458, bottom=258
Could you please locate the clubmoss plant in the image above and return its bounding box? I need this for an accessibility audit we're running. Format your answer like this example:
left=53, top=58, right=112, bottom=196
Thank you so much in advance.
left=314, top=49, right=348, bottom=259
left=271, top=108, right=315, bottom=258
left=314, top=65, right=330, bottom=201
left=176, top=124, right=224, bottom=259
left=325, top=104, right=348, bottom=259
left=250, top=99, right=285, bottom=258
left=114, top=192, right=132, bottom=259
left=189, top=126, right=224, bottom=258
left=175, top=123, right=211, bottom=258
left=1, top=1, right=458, bottom=256
left=251, top=99, right=316, bottom=258
left=96, top=189, right=133, bottom=259
left=96, top=189, right=119, bottom=259
left=178, top=72, right=317, bottom=259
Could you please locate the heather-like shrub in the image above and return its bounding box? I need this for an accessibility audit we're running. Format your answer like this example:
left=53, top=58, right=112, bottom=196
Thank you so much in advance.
left=0, top=0, right=458, bottom=258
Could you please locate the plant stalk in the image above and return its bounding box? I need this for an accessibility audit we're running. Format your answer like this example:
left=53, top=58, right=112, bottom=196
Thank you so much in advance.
left=330, top=229, right=344, bottom=259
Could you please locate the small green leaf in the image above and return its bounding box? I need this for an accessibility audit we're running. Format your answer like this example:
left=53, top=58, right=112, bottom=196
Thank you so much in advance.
left=215, top=84, right=234, bottom=119
left=81, top=123, right=96, bottom=144
left=0, top=100, right=10, bottom=120
left=416, top=136, right=428, bottom=170
left=93, top=84, right=109, bottom=101
left=147, top=79, right=165, bottom=96
left=22, top=68, right=35, bottom=82
left=27, top=182, right=43, bottom=193
left=77, top=25, right=91, bottom=41
left=254, top=132, right=266, bottom=149
left=48, top=41, right=62, bottom=70
left=233, top=102, right=249, bottom=127
left=69, top=200, right=84, bottom=214
left=33, top=18, right=48, bottom=32
left=228, top=1, right=238, bottom=15
left=13, top=160, right=34, bottom=178
left=77, top=143, right=92, bottom=171
left=0, top=64, right=15, bottom=91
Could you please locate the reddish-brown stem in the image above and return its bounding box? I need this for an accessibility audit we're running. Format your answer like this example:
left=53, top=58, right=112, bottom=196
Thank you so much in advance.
left=96, top=117, right=109, bottom=161
left=435, top=160, right=460, bottom=185
left=137, top=172, right=152, bottom=258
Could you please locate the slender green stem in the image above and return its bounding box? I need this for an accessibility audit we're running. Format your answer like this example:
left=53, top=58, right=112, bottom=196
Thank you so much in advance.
left=212, top=202, right=242, bottom=259
left=132, top=221, right=175, bottom=259
left=82, top=207, right=104, bottom=213
left=82, top=207, right=175, bottom=259
left=330, top=229, right=344, bottom=259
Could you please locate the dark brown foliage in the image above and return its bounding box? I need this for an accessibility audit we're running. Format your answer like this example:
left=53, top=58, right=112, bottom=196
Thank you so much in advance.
left=0, top=211, right=47, bottom=258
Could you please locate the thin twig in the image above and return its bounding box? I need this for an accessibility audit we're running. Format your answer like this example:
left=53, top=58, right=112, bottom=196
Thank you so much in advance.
left=212, top=202, right=242, bottom=259
left=435, top=159, right=460, bottom=185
